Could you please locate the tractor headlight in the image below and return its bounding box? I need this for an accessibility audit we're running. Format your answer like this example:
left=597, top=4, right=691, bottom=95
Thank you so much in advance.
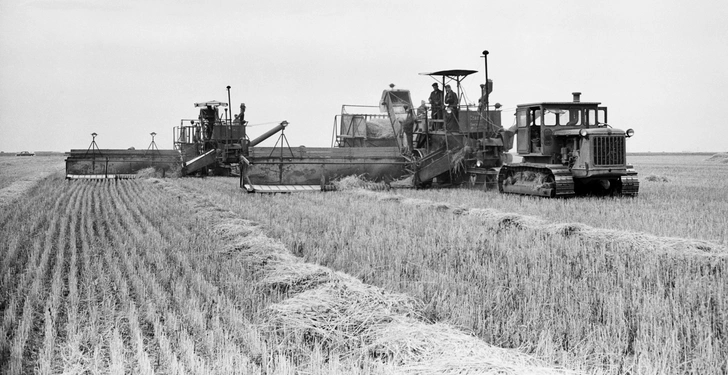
left=626, top=128, right=634, bottom=138
left=579, top=129, right=588, bottom=137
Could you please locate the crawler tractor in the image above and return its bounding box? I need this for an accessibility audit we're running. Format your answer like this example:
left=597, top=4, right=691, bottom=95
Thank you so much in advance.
left=498, top=92, right=639, bottom=197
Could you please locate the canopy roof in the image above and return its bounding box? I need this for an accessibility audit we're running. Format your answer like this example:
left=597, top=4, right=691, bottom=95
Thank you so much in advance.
left=419, top=69, right=478, bottom=78
left=516, top=101, right=602, bottom=108
left=194, top=100, right=228, bottom=108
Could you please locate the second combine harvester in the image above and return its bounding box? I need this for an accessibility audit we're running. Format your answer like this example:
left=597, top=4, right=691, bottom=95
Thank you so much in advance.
left=236, top=66, right=513, bottom=193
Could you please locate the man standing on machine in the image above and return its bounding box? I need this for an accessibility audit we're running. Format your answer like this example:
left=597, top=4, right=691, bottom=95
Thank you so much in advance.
left=444, top=84, right=459, bottom=132
left=428, top=83, right=443, bottom=128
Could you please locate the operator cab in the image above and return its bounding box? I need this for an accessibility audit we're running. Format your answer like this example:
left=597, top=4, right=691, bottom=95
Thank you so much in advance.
left=174, top=100, right=247, bottom=173
left=515, top=92, right=607, bottom=161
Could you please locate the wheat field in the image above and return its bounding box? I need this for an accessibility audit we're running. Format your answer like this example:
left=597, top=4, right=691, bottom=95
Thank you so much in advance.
left=0, top=154, right=726, bottom=374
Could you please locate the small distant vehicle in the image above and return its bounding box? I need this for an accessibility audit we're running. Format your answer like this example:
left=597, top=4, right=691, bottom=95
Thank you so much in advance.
left=16, top=151, right=35, bottom=156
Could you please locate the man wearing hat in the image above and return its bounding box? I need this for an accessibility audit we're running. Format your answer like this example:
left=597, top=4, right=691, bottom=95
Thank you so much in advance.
left=428, top=83, right=444, bottom=127
left=444, top=84, right=459, bottom=132
left=400, top=105, right=416, bottom=155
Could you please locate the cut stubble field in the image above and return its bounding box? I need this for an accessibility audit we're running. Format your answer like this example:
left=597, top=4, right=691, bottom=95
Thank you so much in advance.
left=0, top=155, right=66, bottom=206
left=0, top=154, right=726, bottom=374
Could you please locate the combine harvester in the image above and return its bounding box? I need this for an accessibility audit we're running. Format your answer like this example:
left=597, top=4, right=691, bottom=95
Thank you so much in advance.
left=174, top=98, right=247, bottom=176
left=66, top=91, right=250, bottom=179
left=242, top=52, right=513, bottom=193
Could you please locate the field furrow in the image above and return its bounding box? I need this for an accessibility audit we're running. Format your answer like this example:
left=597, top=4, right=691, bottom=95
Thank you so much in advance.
left=36, top=179, right=254, bottom=374
left=0, top=178, right=70, bottom=303
left=58, top=181, right=84, bottom=369
left=4, top=182, right=76, bottom=374
left=119, top=179, right=188, bottom=241
left=115, top=180, right=253, bottom=372
left=102, top=181, right=211, bottom=373
left=60, top=180, right=96, bottom=373
left=67, top=181, right=120, bottom=372
left=37, top=180, right=86, bottom=374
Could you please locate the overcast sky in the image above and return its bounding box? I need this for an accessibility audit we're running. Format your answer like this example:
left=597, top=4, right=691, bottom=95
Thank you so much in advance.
left=1, top=0, right=727, bottom=152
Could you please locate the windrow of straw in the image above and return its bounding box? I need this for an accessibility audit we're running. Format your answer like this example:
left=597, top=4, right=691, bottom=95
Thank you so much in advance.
left=364, top=316, right=571, bottom=375
left=644, top=174, right=669, bottom=182
left=174, top=183, right=577, bottom=374
left=135, top=162, right=183, bottom=178
left=350, top=190, right=728, bottom=256
left=135, top=166, right=165, bottom=178
left=0, top=179, right=39, bottom=207
left=705, top=152, right=728, bottom=163
left=333, top=175, right=391, bottom=191
left=262, top=276, right=422, bottom=358
left=261, top=276, right=577, bottom=374
left=0, top=170, right=65, bottom=208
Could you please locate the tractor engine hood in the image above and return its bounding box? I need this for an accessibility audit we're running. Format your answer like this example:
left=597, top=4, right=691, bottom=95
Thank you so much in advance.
left=552, top=128, right=626, bottom=137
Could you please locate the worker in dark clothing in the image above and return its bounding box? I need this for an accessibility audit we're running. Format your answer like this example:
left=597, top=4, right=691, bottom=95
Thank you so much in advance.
left=239, top=154, right=254, bottom=191
left=428, top=83, right=444, bottom=127
left=201, top=105, right=217, bottom=140
left=401, top=105, right=416, bottom=155
left=478, top=83, right=487, bottom=112
left=444, top=85, right=459, bottom=132
left=235, top=103, right=247, bottom=125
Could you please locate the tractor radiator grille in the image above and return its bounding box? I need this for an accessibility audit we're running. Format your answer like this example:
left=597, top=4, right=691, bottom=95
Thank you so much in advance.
left=593, top=136, right=625, bottom=166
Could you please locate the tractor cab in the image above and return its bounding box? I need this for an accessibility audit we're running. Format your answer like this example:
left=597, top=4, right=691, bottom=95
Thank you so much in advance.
left=515, top=92, right=609, bottom=163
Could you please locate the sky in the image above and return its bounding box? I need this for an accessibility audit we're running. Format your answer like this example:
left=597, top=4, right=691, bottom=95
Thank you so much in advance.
left=1, top=0, right=727, bottom=153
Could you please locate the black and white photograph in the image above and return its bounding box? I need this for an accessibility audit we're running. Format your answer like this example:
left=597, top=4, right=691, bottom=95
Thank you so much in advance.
left=1, top=0, right=726, bottom=374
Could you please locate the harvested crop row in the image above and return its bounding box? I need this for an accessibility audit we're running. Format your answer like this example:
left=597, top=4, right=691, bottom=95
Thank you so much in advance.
left=207, top=203, right=576, bottom=374
left=351, top=190, right=728, bottom=256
